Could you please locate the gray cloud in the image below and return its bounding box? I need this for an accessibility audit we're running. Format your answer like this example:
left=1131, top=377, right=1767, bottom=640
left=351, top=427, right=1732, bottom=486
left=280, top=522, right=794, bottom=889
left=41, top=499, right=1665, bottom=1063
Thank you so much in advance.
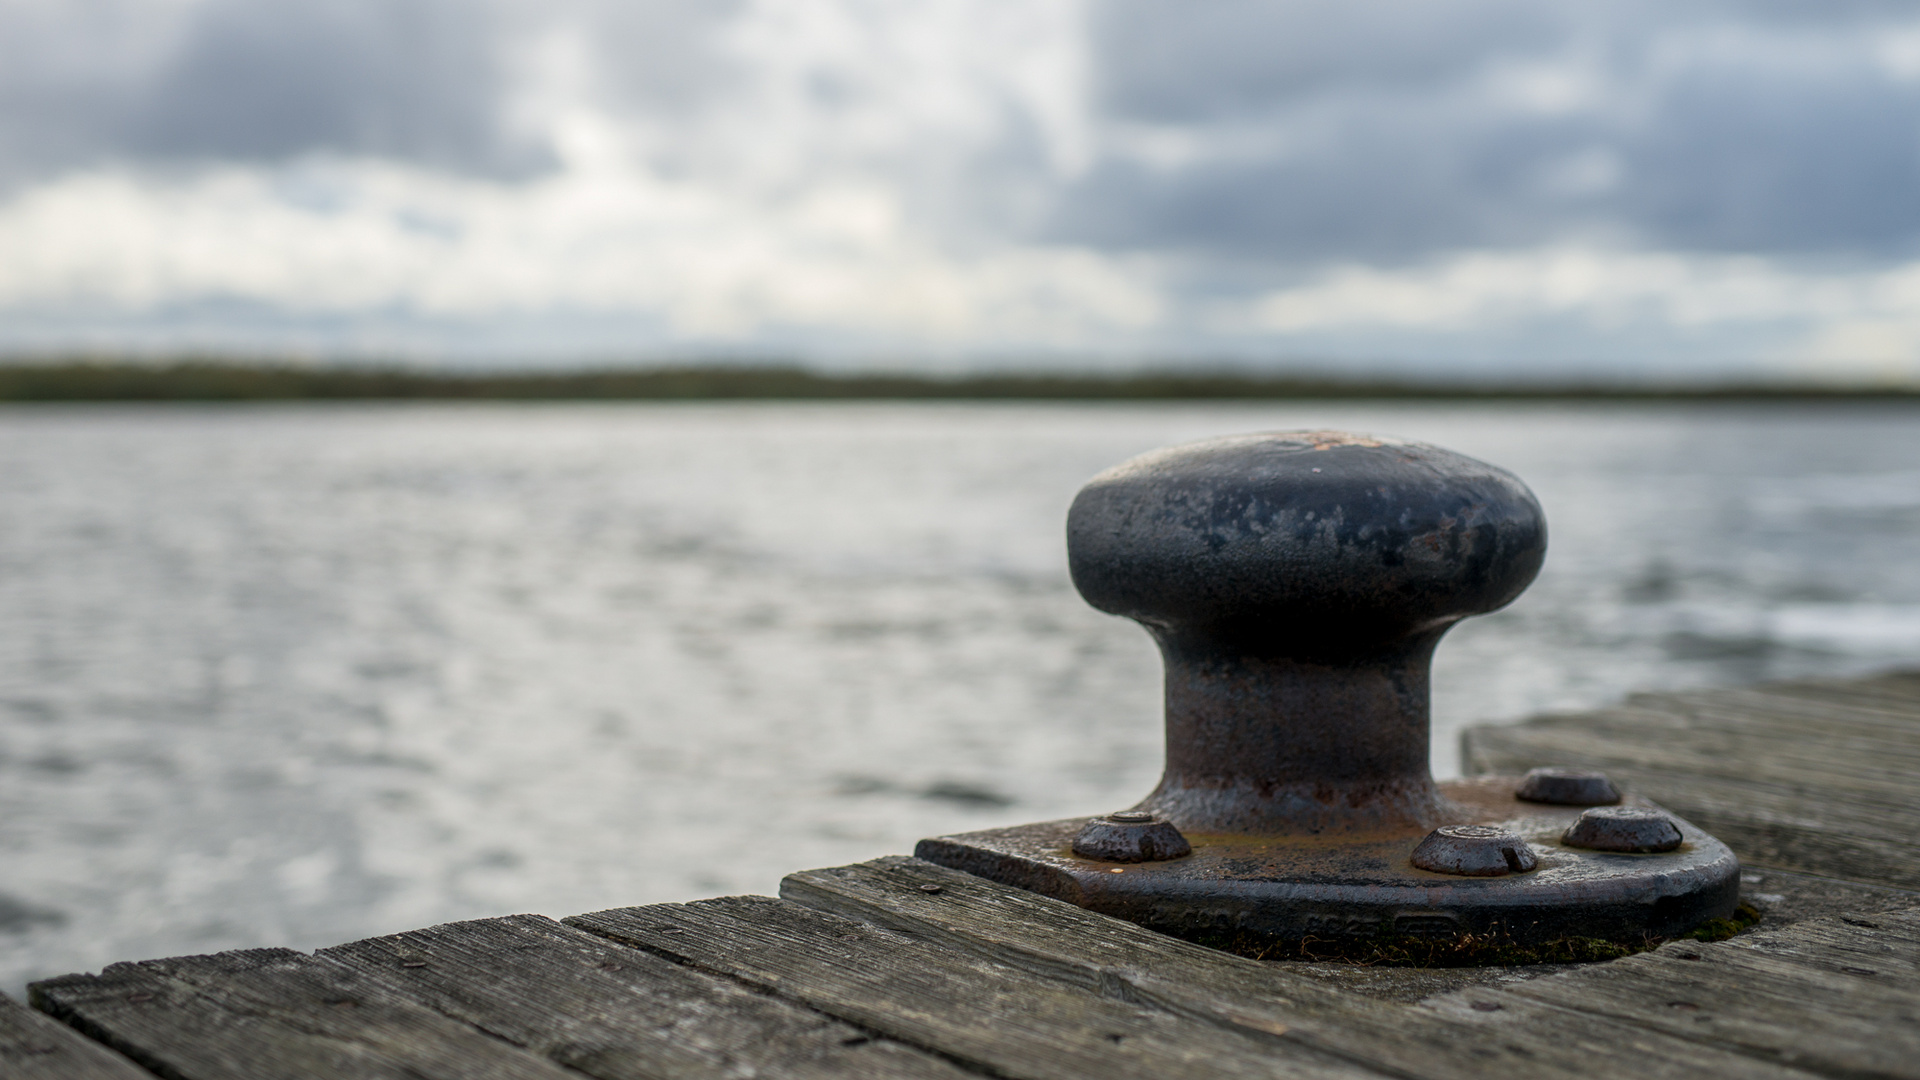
left=1622, top=56, right=1920, bottom=253
left=2, top=0, right=1918, bottom=268
left=1060, top=0, right=1920, bottom=261
left=118, top=0, right=532, bottom=172
left=1091, top=0, right=1569, bottom=121
left=0, top=0, right=745, bottom=186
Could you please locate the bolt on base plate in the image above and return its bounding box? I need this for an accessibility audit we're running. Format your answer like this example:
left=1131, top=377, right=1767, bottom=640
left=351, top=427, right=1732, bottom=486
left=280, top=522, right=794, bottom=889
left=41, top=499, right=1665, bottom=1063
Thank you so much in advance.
left=916, top=777, right=1741, bottom=948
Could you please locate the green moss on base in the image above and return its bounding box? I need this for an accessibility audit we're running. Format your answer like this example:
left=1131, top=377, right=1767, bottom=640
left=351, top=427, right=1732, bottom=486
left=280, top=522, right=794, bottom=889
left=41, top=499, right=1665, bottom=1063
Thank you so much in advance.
left=1674, top=904, right=1763, bottom=944
left=1188, top=903, right=1762, bottom=968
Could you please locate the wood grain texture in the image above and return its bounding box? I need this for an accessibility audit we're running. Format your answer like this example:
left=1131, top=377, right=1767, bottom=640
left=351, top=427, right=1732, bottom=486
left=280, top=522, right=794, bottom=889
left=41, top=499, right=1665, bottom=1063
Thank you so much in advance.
left=1461, top=678, right=1920, bottom=888
left=0, top=992, right=154, bottom=1080
left=1424, top=909, right=1920, bottom=1079
left=778, top=856, right=1827, bottom=1080
left=29, top=948, right=577, bottom=1080
left=1736, top=867, right=1920, bottom=929
left=1469, top=705, right=1920, bottom=806
left=1726, top=907, right=1920, bottom=982
left=566, top=894, right=1396, bottom=1080
left=1708, top=672, right=1920, bottom=715
left=318, top=913, right=971, bottom=1080
left=1465, top=725, right=1920, bottom=837
left=794, top=854, right=1561, bottom=1009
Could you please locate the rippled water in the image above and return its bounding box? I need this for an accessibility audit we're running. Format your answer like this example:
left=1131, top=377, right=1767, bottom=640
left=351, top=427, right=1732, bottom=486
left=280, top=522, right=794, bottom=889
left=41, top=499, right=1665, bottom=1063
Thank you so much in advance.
left=2, top=401, right=1917, bottom=995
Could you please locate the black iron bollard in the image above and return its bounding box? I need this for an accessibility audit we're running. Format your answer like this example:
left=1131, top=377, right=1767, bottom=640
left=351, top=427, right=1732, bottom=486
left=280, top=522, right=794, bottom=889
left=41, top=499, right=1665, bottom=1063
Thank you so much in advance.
left=1067, top=431, right=1545, bottom=835
left=919, top=430, right=1740, bottom=952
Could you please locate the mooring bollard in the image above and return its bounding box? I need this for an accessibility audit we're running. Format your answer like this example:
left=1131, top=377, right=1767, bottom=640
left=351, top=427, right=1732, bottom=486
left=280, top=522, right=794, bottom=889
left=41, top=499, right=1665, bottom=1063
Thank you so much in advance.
left=917, top=431, right=1740, bottom=948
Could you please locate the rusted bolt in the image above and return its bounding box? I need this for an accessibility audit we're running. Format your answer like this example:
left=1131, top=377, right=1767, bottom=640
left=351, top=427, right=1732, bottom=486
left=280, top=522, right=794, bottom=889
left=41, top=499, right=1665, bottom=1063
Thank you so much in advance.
left=1068, top=431, right=1545, bottom=834
left=1410, top=825, right=1538, bottom=876
left=1072, top=813, right=1192, bottom=863
left=1516, top=767, right=1620, bottom=806
left=1562, top=807, right=1683, bottom=853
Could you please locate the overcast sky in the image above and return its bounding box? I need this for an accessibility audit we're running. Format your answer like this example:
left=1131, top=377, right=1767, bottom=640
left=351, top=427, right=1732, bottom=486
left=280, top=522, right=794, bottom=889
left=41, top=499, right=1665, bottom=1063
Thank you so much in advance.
left=2, top=0, right=1918, bottom=380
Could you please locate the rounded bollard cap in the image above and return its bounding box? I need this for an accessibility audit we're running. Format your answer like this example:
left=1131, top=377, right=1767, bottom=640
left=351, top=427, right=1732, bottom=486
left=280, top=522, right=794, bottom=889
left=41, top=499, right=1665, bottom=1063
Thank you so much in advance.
left=1067, top=431, right=1546, bottom=651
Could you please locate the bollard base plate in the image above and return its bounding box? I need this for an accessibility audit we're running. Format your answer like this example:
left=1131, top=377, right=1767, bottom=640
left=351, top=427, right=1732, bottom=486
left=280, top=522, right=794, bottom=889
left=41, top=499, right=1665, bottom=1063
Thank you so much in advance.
left=915, top=777, right=1741, bottom=950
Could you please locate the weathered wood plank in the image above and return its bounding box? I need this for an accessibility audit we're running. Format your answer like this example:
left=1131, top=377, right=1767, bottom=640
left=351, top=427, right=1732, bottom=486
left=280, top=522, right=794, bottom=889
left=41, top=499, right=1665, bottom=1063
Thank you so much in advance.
left=0, top=993, right=154, bottom=1080
left=1463, top=725, right=1920, bottom=887
left=1476, top=915, right=1920, bottom=1079
left=1725, top=907, right=1920, bottom=982
left=1474, top=705, right=1920, bottom=806
left=1641, top=687, right=1920, bottom=733
left=783, top=856, right=1358, bottom=1016
left=30, top=948, right=577, bottom=1080
left=787, top=855, right=1555, bottom=1005
left=1530, top=700, right=1920, bottom=770
left=777, top=857, right=1826, bottom=1080
left=1464, top=722, right=1920, bottom=830
left=1461, top=674, right=1920, bottom=816
left=1462, top=707, right=1919, bottom=803
left=1737, top=867, right=1920, bottom=928
left=566, top=894, right=1395, bottom=1080
left=1468, top=673, right=1920, bottom=756
left=317, top=913, right=971, bottom=1080
left=1638, top=678, right=1920, bottom=730
left=1441, top=673, right=1920, bottom=1072
left=1708, top=672, right=1920, bottom=714
left=1464, top=719, right=1916, bottom=801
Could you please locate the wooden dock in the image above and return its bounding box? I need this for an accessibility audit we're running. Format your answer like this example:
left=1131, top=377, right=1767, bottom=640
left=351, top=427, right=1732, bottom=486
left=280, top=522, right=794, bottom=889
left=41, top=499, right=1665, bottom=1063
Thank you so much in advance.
left=7, top=670, right=1919, bottom=1079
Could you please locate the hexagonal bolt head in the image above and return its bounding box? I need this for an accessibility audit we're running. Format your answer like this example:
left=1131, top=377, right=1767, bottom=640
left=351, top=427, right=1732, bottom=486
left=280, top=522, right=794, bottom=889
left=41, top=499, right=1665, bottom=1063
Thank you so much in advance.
left=1561, top=806, right=1684, bottom=853
left=1071, top=813, right=1192, bottom=863
left=1410, top=825, right=1539, bottom=877
left=1516, top=767, right=1621, bottom=806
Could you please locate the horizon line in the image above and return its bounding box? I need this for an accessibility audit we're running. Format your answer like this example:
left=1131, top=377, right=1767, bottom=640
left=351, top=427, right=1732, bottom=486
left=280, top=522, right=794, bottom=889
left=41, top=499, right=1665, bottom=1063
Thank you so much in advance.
left=0, top=359, right=1915, bottom=402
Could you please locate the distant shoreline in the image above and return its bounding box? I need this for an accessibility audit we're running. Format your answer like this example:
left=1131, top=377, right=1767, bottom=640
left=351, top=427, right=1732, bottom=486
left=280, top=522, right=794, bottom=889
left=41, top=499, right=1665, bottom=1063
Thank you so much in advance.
left=0, top=362, right=1913, bottom=402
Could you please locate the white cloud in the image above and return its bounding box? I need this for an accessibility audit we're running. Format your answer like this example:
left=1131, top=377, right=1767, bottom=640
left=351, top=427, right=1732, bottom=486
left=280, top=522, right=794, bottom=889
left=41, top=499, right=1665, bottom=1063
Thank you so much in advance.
left=1877, top=27, right=1920, bottom=82
left=1239, top=248, right=1920, bottom=382
left=8, top=156, right=1920, bottom=380
left=0, top=154, right=1162, bottom=351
